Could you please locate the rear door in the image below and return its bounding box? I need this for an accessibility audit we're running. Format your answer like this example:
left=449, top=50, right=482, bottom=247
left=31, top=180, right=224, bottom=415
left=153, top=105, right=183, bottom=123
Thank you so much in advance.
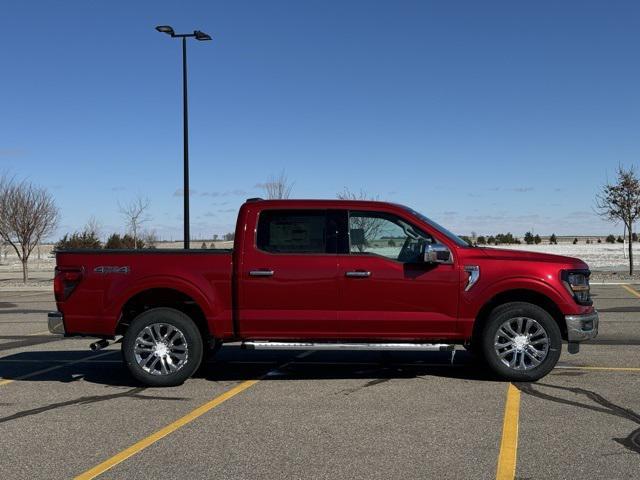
left=337, top=209, right=460, bottom=339
left=237, top=209, right=341, bottom=338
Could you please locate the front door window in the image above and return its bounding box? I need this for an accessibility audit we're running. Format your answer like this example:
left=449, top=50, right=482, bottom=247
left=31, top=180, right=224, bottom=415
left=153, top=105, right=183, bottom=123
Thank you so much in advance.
left=348, top=211, right=432, bottom=263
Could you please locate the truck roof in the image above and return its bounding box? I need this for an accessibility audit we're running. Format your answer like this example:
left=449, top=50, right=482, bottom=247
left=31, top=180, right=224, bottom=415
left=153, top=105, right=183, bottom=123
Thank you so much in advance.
left=243, top=198, right=403, bottom=209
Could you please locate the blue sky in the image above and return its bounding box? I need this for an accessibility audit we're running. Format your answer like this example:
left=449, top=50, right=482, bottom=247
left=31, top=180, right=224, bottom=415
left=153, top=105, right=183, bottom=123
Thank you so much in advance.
left=2, top=0, right=639, bottom=240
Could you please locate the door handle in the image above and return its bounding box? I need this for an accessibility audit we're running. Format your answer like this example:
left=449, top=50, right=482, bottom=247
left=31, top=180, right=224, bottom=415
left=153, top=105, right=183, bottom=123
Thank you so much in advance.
left=250, top=270, right=274, bottom=277
left=345, top=271, right=371, bottom=278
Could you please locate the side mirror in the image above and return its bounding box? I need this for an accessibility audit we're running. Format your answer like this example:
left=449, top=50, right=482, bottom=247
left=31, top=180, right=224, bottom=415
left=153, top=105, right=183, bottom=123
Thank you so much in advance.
left=423, top=244, right=452, bottom=264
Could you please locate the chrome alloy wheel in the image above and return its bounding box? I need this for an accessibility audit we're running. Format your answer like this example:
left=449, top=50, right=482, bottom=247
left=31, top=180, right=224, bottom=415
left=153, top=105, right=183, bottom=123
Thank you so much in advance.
left=134, top=323, right=189, bottom=375
left=493, top=317, right=549, bottom=370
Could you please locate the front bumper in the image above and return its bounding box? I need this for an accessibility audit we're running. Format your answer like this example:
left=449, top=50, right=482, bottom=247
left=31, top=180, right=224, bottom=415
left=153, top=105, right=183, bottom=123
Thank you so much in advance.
left=565, top=311, right=599, bottom=342
left=47, top=312, right=65, bottom=335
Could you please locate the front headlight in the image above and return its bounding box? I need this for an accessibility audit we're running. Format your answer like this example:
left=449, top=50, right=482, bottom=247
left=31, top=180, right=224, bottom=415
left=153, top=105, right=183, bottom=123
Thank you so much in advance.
left=562, top=270, right=592, bottom=305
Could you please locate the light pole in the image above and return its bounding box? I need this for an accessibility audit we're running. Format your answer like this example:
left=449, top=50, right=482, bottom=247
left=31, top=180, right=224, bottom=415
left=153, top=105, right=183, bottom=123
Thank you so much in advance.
left=155, top=25, right=212, bottom=249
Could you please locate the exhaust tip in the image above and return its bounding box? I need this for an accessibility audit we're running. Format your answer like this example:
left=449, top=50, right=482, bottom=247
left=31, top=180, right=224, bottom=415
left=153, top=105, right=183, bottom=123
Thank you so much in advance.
left=90, top=339, right=109, bottom=351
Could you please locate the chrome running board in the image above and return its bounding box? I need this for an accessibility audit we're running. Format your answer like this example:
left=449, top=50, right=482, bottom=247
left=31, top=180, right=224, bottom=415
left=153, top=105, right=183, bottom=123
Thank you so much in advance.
left=242, top=341, right=454, bottom=352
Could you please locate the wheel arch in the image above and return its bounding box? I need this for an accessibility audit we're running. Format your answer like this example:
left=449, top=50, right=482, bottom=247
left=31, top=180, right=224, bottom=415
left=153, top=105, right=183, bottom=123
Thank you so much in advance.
left=116, top=287, right=211, bottom=342
left=472, top=289, right=567, bottom=344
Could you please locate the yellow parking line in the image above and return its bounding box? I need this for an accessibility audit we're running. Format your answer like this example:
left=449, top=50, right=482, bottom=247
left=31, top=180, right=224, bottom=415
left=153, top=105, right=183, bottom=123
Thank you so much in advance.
left=556, top=365, right=640, bottom=372
left=0, top=350, right=117, bottom=387
left=74, top=379, right=259, bottom=480
left=74, top=349, right=312, bottom=478
left=622, top=284, right=640, bottom=298
left=496, top=383, right=521, bottom=480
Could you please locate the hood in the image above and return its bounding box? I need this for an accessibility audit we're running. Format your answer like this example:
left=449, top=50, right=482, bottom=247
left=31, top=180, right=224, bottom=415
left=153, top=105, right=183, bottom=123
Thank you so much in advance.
left=478, top=247, right=589, bottom=269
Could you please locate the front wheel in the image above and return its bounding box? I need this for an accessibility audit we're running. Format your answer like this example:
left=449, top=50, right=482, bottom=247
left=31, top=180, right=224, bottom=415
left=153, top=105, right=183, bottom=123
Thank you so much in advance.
left=122, top=308, right=203, bottom=387
left=480, top=302, right=561, bottom=382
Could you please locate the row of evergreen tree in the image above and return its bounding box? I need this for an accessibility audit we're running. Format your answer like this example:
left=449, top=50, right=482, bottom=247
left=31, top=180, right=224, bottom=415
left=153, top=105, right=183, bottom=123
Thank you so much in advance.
left=55, top=230, right=236, bottom=250
left=459, top=233, right=525, bottom=245
left=55, top=232, right=152, bottom=250
left=458, top=232, right=639, bottom=246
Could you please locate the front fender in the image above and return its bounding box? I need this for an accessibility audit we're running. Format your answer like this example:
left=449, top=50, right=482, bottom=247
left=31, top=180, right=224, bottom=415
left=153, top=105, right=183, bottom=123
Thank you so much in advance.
left=468, top=276, right=570, bottom=316
left=458, top=275, right=574, bottom=338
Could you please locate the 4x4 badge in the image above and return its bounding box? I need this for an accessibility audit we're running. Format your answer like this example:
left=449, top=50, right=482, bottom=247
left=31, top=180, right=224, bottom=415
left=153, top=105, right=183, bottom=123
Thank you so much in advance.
left=94, top=266, right=130, bottom=274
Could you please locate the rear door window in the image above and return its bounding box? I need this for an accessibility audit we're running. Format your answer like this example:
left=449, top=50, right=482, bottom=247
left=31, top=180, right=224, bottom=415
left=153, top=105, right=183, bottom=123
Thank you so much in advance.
left=257, top=210, right=330, bottom=254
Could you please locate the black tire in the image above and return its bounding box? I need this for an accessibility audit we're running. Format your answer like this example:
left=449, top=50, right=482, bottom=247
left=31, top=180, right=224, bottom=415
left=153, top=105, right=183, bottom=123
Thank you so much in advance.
left=480, top=302, right=561, bottom=382
left=122, top=308, right=203, bottom=387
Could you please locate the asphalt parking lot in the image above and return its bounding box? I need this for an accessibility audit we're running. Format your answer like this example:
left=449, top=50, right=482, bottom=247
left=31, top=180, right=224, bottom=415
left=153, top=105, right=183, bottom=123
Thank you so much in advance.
left=0, top=285, right=639, bottom=480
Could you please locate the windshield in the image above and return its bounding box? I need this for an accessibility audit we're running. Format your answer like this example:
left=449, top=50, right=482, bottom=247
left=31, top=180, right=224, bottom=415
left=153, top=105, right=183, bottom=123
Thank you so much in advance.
left=401, top=206, right=470, bottom=248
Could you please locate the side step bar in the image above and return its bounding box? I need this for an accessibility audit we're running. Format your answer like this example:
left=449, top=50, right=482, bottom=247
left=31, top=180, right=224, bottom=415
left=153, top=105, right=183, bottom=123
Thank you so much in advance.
left=242, top=341, right=454, bottom=352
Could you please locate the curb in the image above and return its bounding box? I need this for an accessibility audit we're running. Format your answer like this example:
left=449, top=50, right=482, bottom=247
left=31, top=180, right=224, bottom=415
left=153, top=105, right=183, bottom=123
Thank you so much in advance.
left=0, top=287, right=52, bottom=292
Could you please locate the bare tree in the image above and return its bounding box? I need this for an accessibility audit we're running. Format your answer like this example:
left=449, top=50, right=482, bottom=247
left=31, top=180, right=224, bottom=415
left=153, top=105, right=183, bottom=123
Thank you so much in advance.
left=0, top=176, right=9, bottom=265
left=141, top=229, right=159, bottom=249
left=596, top=165, right=640, bottom=274
left=85, top=216, right=102, bottom=239
left=118, top=196, right=151, bottom=249
left=0, top=178, right=59, bottom=282
left=337, top=187, right=381, bottom=202
left=262, top=171, right=294, bottom=199
left=337, top=188, right=383, bottom=252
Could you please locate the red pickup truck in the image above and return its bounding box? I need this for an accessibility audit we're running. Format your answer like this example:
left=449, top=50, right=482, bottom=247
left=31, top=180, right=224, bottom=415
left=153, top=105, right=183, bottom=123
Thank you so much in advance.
left=48, top=199, right=598, bottom=386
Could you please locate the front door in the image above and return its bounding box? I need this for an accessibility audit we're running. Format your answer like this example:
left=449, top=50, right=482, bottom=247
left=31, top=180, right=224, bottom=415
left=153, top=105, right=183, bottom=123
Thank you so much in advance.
left=337, top=210, right=460, bottom=339
left=238, top=209, right=340, bottom=338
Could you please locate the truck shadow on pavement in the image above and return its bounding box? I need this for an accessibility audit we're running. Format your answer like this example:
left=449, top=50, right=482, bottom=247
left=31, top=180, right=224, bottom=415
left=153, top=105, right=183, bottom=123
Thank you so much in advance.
left=202, top=348, right=498, bottom=383
left=0, top=347, right=499, bottom=387
left=0, top=387, right=188, bottom=425
left=514, top=382, right=640, bottom=455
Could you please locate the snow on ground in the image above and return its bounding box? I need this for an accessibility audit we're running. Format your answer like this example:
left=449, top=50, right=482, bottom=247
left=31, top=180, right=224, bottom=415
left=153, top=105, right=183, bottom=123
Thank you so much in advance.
left=366, top=243, right=637, bottom=271
left=490, top=243, right=638, bottom=271
left=362, top=240, right=640, bottom=271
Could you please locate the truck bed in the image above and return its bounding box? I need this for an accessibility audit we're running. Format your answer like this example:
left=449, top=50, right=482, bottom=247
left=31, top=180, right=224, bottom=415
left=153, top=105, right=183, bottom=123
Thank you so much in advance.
left=55, top=249, right=234, bottom=337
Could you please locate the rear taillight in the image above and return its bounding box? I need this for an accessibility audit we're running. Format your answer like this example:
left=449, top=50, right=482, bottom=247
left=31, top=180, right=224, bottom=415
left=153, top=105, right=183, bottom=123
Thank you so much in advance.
left=54, top=266, right=83, bottom=302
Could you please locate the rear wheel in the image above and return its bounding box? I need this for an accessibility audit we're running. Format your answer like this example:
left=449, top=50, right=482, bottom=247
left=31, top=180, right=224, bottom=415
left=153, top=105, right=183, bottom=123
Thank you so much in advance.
left=122, top=308, right=203, bottom=387
left=480, top=302, right=561, bottom=382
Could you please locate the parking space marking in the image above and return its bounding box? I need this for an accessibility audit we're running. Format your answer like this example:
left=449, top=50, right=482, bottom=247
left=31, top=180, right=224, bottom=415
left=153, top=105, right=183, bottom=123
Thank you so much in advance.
left=0, top=350, right=117, bottom=387
left=496, top=383, right=520, bottom=480
left=556, top=365, right=640, bottom=372
left=74, top=349, right=314, bottom=479
left=621, top=284, right=640, bottom=298
left=74, top=379, right=259, bottom=480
